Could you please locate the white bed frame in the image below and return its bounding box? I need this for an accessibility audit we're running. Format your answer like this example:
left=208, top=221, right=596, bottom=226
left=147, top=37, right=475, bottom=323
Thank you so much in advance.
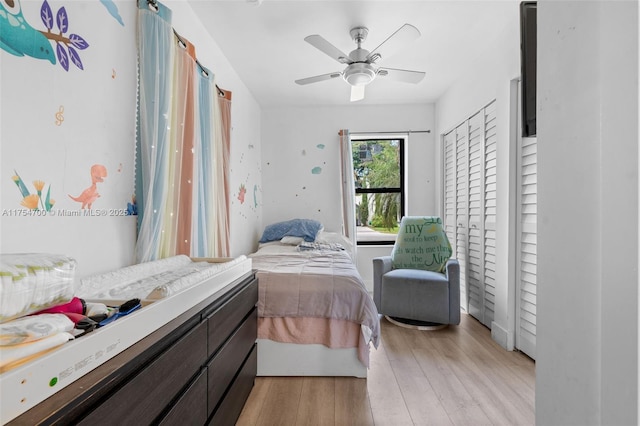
left=256, top=339, right=367, bottom=378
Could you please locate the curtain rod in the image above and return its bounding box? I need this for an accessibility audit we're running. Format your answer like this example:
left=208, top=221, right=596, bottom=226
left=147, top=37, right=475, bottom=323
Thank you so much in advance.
left=351, top=130, right=431, bottom=134
left=172, top=29, right=225, bottom=98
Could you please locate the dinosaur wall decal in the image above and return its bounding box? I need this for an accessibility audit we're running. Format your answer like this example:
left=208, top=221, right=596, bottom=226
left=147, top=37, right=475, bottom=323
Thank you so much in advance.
left=68, top=164, right=107, bottom=209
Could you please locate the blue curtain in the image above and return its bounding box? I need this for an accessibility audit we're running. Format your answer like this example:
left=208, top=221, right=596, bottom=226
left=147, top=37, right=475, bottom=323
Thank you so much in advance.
left=136, top=0, right=173, bottom=262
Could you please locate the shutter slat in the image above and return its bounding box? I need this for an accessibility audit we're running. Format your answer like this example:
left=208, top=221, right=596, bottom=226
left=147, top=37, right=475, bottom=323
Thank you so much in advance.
left=517, top=130, right=537, bottom=359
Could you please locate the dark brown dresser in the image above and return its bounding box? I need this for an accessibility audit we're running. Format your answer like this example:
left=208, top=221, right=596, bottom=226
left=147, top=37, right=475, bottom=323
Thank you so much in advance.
left=9, top=271, right=258, bottom=425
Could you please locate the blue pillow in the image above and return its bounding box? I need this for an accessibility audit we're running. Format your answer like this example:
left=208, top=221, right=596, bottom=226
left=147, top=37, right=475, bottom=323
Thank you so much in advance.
left=259, top=219, right=323, bottom=243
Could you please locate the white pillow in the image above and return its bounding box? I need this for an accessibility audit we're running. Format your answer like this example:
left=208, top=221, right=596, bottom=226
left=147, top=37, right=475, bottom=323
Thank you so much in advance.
left=316, top=231, right=352, bottom=248
left=280, top=236, right=305, bottom=245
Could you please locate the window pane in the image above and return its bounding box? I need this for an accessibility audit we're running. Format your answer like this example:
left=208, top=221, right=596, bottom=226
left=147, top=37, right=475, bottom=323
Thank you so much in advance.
left=352, top=138, right=403, bottom=244
left=352, top=140, right=400, bottom=189
left=356, top=192, right=400, bottom=242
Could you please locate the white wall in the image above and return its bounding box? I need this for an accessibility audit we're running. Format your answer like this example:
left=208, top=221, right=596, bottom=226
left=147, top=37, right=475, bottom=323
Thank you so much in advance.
left=1, top=0, right=139, bottom=278
left=261, top=104, right=436, bottom=287
left=536, top=1, right=638, bottom=424
left=434, top=2, right=520, bottom=347
left=0, top=0, right=262, bottom=278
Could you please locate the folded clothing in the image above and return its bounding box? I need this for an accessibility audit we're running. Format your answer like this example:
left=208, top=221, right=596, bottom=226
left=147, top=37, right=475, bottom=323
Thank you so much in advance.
left=0, top=332, right=74, bottom=372
left=0, top=313, right=75, bottom=346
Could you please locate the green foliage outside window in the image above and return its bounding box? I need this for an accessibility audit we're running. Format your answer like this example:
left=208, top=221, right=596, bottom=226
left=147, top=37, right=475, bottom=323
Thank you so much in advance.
left=352, top=140, right=401, bottom=232
left=358, top=193, right=369, bottom=225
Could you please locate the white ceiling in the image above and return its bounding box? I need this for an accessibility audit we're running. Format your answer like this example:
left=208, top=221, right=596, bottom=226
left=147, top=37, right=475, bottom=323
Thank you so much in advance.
left=188, top=0, right=518, bottom=107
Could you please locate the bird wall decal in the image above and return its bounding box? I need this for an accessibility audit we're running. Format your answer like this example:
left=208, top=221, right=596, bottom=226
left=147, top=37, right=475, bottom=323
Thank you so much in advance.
left=0, top=0, right=56, bottom=63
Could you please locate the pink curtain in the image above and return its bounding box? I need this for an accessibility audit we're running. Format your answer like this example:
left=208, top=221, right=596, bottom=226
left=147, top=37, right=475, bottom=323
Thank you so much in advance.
left=216, top=89, right=232, bottom=257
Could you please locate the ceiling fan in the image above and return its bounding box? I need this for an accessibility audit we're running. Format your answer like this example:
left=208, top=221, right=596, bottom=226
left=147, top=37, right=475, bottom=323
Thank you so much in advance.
left=295, top=24, right=426, bottom=102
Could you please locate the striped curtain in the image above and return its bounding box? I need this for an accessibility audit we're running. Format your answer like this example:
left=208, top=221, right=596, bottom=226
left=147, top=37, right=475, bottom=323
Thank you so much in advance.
left=136, top=0, right=230, bottom=262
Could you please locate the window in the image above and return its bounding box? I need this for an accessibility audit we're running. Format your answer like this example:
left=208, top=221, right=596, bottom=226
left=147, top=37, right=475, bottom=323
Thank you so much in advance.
left=352, top=137, right=405, bottom=244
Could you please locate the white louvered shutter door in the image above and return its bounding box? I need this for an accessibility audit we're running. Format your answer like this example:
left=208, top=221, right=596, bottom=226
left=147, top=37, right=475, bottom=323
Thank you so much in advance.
left=516, top=135, right=537, bottom=359
left=443, top=130, right=457, bottom=257
left=466, top=111, right=484, bottom=321
left=482, top=101, right=498, bottom=328
left=455, top=122, right=469, bottom=312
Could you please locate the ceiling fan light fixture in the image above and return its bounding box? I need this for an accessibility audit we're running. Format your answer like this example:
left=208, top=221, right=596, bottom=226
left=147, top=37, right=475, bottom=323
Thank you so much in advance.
left=297, top=23, right=424, bottom=100
left=343, top=63, right=376, bottom=86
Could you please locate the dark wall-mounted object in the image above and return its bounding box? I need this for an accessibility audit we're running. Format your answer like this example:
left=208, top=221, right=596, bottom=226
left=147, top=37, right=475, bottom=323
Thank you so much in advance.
left=520, top=1, right=537, bottom=137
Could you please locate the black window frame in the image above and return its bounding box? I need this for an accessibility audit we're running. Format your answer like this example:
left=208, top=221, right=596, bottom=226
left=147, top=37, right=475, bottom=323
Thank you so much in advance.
left=352, top=137, right=405, bottom=246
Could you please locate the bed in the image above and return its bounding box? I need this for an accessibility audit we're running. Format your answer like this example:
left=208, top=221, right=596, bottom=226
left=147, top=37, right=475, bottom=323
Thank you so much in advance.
left=249, top=220, right=380, bottom=378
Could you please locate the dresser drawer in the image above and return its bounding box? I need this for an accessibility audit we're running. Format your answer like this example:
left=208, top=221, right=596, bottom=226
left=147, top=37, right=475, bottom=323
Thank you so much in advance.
left=207, top=277, right=257, bottom=356
left=79, top=321, right=208, bottom=425
left=207, top=308, right=257, bottom=414
left=158, top=368, right=207, bottom=425
left=209, top=343, right=257, bottom=425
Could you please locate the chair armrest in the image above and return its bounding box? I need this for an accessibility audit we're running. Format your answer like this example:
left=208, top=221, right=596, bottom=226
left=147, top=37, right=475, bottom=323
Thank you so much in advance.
left=445, top=259, right=461, bottom=324
left=372, top=256, right=393, bottom=311
left=444, top=258, right=459, bottom=280
left=373, top=256, right=393, bottom=275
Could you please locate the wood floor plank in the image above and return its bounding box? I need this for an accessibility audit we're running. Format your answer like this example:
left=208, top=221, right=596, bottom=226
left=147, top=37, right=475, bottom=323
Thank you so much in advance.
left=431, top=316, right=536, bottom=418
left=236, top=377, right=271, bottom=426
left=237, top=313, right=536, bottom=426
left=367, top=329, right=415, bottom=425
left=296, top=377, right=335, bottom=426
left=412, top=344, right=494, bottom=426
left=384, top=322, right=454, bottom=426
left=507, top=360, right=536, bottom=391
left=435, top=337, right=534, bottom=425
left=458, top=316, right=528, bottom=367
left=334, top=377, right=374, bottom=426
left=437, top=318, right=536, bottom=407
left=255, top=377, right=303, bottom=426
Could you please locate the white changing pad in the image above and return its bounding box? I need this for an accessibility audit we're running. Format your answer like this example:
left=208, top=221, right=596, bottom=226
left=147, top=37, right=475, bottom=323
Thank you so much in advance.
left=77, top=255, right=248, bottom=301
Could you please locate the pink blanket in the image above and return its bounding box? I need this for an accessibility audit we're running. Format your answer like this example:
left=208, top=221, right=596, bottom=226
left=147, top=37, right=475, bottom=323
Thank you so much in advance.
left=258, top=317, right=370, bottom=367
left=250, top=245, right=380, bottom=348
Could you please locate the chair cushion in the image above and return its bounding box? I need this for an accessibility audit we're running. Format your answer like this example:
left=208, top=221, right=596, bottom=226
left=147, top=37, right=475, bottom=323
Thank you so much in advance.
left=381, top=269, right=450, bottom=323
left=391, top=216, right=452, bottom=273
left=385, top=268, right=448, bottom=283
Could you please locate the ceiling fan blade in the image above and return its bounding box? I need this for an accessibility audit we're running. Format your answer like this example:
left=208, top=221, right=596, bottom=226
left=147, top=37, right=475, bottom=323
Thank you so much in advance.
left=378, top=67, right=426, bottom=84
left=304, top=35, right=353, bottom=64
left=366, top=23, right=421, bottom=64
left=350, top=85, right=365, bottom=102
left=295, top=72, right=342, bottom=85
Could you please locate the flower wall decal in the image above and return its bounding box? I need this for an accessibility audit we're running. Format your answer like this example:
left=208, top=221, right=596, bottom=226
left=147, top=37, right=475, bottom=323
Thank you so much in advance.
left=21, top=194, right=40, bottom=209
left=12, top=170, right=55, bottom=211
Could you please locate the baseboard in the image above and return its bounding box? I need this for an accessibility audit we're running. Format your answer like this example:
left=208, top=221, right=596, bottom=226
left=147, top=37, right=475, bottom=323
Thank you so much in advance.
left=491, top=321, right=514, bottom=350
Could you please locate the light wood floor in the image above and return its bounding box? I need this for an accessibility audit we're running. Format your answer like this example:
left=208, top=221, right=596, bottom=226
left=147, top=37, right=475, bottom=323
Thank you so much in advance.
left=236, top=313, right=535, bottom=426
